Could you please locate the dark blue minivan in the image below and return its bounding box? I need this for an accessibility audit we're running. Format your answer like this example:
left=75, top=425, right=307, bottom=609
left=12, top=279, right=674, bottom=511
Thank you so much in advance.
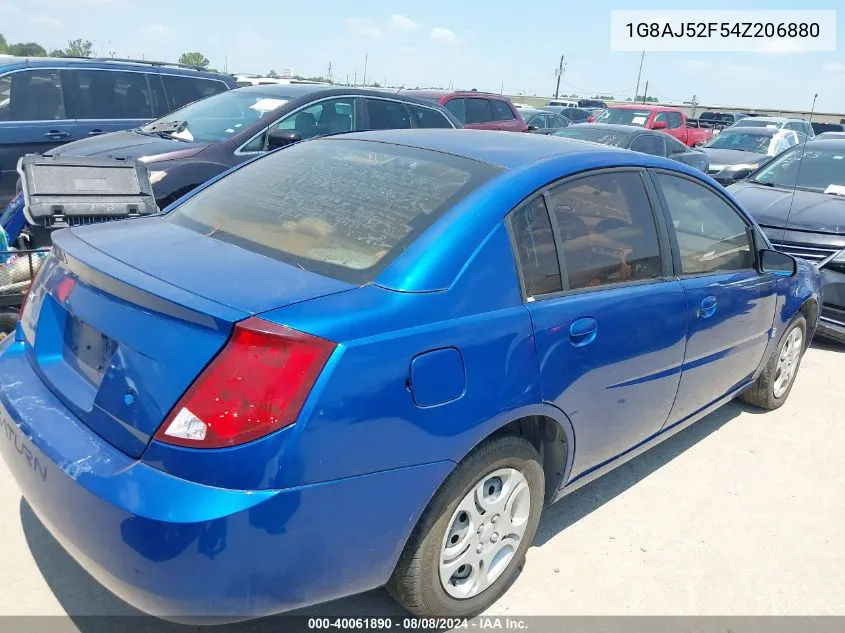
left=0, top=57, right=237, bottom=203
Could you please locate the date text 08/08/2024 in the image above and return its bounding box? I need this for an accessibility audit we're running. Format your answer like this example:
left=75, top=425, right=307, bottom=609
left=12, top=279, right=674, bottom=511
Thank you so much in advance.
left=625, top=22, right=820, bottom=38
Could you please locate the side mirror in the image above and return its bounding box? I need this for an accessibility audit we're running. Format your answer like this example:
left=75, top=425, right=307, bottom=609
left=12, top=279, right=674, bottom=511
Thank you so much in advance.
left=759, top=249, right=797, bottom=277
left=732, top=168, right=753, bottom=181
left=527, top=125, right=538, bottom=131
left=587, top=116, right=595, bottom=122
left=653, top=120, right=668, bottom=130
left=267, top=129, right=303, bottom=150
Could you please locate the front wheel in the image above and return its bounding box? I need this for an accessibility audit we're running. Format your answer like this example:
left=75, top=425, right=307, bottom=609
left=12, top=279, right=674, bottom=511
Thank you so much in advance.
left=388, top=435, right=544, bottom=618
left=740, top=314, right=807, bottom=410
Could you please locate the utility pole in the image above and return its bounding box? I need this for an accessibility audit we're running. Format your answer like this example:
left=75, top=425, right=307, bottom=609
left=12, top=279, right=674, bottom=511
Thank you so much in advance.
left=353, top=71, right=357, bottom=85
left=642, top=80, right=649, bottom=104
left=501, top=81, right=504, bottom=95
left=691, top=94, right=698, bottom=117
left=809, top=93, right=819, bottom=122
left=554, top=54, right=566, bottom=100
left=327, top=61, right=332, bottom=82
left=224, top=54, right=228, bottom=74
left=634, top=51, right=645, bottom=102
left=363, top=54, right=368, bottom=86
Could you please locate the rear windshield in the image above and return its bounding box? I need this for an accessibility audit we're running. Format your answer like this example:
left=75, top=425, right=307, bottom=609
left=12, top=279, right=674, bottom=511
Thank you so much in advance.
left=553, top=127, right=630, bottom=147
left=700, top=112, right=738, bottom=122
left=594, top=108, right=652, bottom=127
left=167, top=139, right=500, bottom=284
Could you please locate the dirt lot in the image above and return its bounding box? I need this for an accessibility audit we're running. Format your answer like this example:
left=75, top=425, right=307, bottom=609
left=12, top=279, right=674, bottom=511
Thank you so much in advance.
left=0, top=341, right=843, bottom=630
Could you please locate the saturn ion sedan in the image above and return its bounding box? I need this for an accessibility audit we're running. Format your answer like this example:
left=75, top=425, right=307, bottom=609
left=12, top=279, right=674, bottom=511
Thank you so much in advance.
left=0, top=130, right=821, bottom=622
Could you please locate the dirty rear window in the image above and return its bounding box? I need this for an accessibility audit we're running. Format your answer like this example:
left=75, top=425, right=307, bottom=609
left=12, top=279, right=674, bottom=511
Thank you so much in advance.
left=167, top=138, right=500, bottom=284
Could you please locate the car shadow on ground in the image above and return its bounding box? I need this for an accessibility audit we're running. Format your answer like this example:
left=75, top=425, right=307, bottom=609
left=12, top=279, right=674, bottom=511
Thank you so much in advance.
left=21, top=401, right=745, bottom=632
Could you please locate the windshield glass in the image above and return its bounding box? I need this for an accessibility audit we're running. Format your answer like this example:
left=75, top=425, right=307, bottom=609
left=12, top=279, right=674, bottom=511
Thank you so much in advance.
left=168, top=139, right=500, bottom=284
left=733, top=119, right=782, bottom=129
left=594, top=108, right=651, bottom=127
left=752, top=147, right=845, bottom=192
left=140, top=90, right=291, bottom=143
left=704, top=130, right=774, bottom=153
left=553, top=127, right=630, bottom=147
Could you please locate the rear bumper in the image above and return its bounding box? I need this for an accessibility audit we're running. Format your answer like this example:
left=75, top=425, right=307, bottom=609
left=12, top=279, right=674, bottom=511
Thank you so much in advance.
left=0, top=339, right=451, bottom=622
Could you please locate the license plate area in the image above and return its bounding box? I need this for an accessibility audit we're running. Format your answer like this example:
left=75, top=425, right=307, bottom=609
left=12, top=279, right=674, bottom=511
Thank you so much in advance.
left=63, top=316, right=117, bottom=386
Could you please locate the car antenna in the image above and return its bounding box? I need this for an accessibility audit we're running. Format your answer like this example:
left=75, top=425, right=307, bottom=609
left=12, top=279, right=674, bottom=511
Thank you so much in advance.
left=395, top=84, right=405, bottom=93
left=782, top=93, right=817, bottom=234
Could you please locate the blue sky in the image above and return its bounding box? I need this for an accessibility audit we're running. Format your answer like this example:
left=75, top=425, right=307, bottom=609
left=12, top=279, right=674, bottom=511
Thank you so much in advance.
left=1, top=0, right=843, bottom=112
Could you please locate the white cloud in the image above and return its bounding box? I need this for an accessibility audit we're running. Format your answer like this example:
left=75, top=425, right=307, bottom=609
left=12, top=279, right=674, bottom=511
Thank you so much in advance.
left=145, top=24, right=171, bottom=36
left=430, top=27, right=457, bottom=43
left=29, top=15, right=61, bottom=27
left=390, top=14, right=420, bottom=31
left=823, top=61, right=845, bottom=72
left=0, top=1, right=19, bottom=11
left=345, top=17, right=384, bottom=39
left=685, top=60, right=708, bottom=69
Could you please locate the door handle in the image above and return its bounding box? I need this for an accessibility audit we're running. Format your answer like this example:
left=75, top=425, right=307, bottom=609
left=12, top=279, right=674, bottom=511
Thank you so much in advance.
left=491, top=125, right=502, bottom=130
left=569, top=317, right=598, bottom=347
left=44, top=130, right=71, bottom=140
left=87, top=129, right=104, bottom=136
left=699, top=295, right=718, bottom=319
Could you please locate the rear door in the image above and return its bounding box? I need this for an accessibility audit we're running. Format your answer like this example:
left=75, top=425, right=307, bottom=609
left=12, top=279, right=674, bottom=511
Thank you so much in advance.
left=513, top=169, right=687, bottom=478
left=61, top=68, right=157, bottom=138
left=0, top=67, right=75, bottom=202
left=490, top=98, right=525, bottom=132
left=362, top=97, right=412, bottom=130
left=465, top=97, right=496, bottom=130
left=651, top=170, right=778, bottom=427
left=161, top=73, right=229, bottom=111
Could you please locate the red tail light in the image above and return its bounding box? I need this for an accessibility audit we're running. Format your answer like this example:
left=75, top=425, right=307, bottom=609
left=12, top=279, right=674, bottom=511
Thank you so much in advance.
left=155, top=317, right=336, bottom=449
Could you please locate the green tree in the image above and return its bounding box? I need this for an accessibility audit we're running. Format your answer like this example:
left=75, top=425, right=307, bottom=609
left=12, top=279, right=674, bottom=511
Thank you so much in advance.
left=64, top=38, right=93, bottom=57
left=178, top=51, right=210, bottom=68
left=49, top=49, right=65, bottom=57
left=7, top=42, right=47, bottom=57
left=0, top=33, right=7, bottom=54
left=266, top=69, right=279, bottom=78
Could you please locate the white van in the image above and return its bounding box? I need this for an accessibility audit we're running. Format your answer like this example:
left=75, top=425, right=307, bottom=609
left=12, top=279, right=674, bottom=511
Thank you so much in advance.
left=547, top=99, right=578, bottom=108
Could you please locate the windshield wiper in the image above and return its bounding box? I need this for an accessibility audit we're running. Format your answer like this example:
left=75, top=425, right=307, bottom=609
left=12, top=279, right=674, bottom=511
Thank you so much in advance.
left=749, top=179, right=775, bottom=187
left=140, top=119, right=189, bottom=139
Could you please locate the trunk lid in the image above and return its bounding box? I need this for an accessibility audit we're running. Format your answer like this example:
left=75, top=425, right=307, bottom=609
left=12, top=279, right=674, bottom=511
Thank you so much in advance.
left=22, top=220, right=354, bottom=457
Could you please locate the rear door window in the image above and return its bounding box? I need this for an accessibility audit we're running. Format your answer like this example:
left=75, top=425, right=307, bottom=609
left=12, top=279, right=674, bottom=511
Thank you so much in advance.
left=491, top=99, right=515, bottom=121
left=408, top=103, right=453, bottom=128
left=168, top=138, right=501, bottom=285
left=444, top=98, right=466, bottom=124
left=162, top=74, right=228, bottom=110
left=61, top=69, right=155, bottom=119
left=365, top=98, right=411, bottom=129
left=0, top=69, right=66, bottom=121
left=466, top=98, right=494, bottom=124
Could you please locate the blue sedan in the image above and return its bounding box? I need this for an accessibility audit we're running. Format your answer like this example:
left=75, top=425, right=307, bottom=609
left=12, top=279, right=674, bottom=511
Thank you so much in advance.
left=0, top=130, right=822, bottom=621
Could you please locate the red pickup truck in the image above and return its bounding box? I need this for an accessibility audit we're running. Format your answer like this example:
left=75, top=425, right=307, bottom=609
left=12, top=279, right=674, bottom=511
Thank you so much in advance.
left=593, top=104, right=713, bottom=147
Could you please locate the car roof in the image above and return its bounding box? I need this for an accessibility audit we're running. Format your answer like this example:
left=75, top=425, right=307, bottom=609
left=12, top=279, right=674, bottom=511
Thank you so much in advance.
left=0, top=56, right=232, bottom=80
left=231, top=84, right=453, bottom=107
left=329, top=128, right=644, bottom=170
left=804, top=137, right=845, bottom=149
left=606, top=104, right=679, bottom=111
left=399, top=89, right=507, bottom=100
left=740, top=116, right=805, bottom=123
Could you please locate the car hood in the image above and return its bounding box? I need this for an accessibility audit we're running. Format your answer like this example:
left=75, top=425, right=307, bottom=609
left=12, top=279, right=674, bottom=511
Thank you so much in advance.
left=702, top=148, right=767, bottom=166
left=47, top=130, right=208, bottom=163
left=729, top=182, right=845, bottom=233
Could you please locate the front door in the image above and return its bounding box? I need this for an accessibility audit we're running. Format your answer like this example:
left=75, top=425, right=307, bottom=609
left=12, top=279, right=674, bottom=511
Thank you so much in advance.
left=651, top=170, right=778, bottom=426
left=61, top=69, right=157, bottom=139
left=509, top=170, right=687, bottom=479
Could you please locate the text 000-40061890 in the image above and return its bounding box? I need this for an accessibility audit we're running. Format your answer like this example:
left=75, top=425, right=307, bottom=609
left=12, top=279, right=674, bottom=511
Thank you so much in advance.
left=610, top=10, right=836, bottom=52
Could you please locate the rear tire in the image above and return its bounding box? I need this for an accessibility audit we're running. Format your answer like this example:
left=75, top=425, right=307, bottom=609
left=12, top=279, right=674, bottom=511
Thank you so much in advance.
left=740, top=314, right=807, bottom=410
left=387, top=435, right=544, bottom=618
